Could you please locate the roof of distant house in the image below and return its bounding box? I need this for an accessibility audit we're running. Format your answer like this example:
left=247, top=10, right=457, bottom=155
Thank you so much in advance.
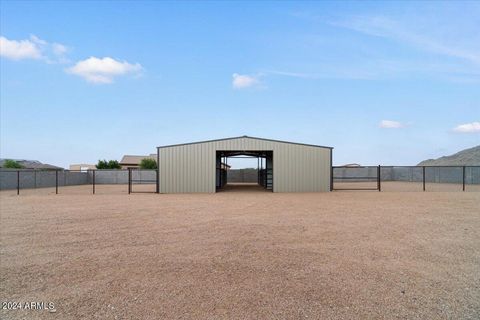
left=119, top=155, right=154, bottom=165
left=0, top=159, right=63, bottom=170
left=340, top=163, right=361, bottom=167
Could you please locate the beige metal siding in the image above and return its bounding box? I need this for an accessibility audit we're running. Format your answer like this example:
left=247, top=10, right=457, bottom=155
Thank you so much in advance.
left=158, top=137, right=331, bottom=193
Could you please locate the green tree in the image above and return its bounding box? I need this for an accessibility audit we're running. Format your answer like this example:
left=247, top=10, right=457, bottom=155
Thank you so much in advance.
left=96, top=160, right=109, bottom=169
left=139, top=158, right=157, bottom=169
left=3, top=159, right=24, bottom=169
left=107, top=160, right=121, bottom=169
left=96, top=159, right=121, bottom=169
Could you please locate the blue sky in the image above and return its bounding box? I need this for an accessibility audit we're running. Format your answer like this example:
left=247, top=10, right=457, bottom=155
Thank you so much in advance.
left=1, top=1, right=479, bottom=168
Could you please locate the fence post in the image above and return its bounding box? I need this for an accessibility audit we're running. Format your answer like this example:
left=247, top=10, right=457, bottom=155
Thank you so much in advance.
left=423, top=166, right=426, bottom=191
left=128, top=168, right=131, bottom=194
left=257, top=157, right=259, bottom=185
left=92, top=170, right=96, bottom=194
left=17, top=170, right=20, bottom=195
left=55, top=170, right=58, bottom=194
left=462, top=166, right=466, bottom=192
left=377, top=165, right=381, bottom=192
left=330, top=166, right=333, bottom=192
left=265, top=161, right=267, bottom=189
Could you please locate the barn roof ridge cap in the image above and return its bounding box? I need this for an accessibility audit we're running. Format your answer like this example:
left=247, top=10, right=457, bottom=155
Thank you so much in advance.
left=157, top=135, right=333, bottom=150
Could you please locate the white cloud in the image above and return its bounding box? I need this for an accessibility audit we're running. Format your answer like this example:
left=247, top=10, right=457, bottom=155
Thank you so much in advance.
left=379, top=120, right=405, bottom=129
left=0, top=36, right=42, bottom=60
left=453, top=121, right=480, bottom=133
left=52, top=43, right=67, bottom=56
left=49, top=43, right=69, bottom=64
left=66, top=57, right=143, bottom=84
left=232, top=73, right=260, bottom=89
left=0, top=35, right=69, bottom=63
left=30, top=35, right=48, bottom=46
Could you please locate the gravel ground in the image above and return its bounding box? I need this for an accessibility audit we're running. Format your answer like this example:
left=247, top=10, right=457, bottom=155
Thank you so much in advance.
left=1, top=189, right=479, bottom=319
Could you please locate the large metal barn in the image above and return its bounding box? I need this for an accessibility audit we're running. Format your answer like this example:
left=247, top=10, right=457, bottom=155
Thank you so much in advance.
left=156, top=136, right=333, bottom=193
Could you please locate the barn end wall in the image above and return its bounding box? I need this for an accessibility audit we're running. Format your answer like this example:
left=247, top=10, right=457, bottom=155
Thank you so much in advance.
left=158, top=137, right=332, bottom=193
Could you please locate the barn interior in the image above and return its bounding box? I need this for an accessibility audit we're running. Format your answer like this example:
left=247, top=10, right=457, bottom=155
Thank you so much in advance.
left=216, top=150, right=273, bottom=192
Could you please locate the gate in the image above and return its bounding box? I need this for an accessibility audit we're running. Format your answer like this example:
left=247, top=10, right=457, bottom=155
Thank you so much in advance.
left=128, top=169, right=158, bottom=193
left=332, top=166, right=381, bottom=191
left=258, top=168, right=273, bottom=191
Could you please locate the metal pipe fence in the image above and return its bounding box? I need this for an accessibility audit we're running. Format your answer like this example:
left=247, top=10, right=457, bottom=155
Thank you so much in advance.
left=0, top=169, right=158, bottom=195
left=128, top=168, right=158, bottom=194
left=2, top=166, right=479, bottom=194
left=332, top=165, right=480, bottom=192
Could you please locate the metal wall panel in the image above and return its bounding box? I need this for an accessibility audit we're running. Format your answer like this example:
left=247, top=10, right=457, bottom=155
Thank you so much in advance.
left=158, top=137, right=332, bottom=193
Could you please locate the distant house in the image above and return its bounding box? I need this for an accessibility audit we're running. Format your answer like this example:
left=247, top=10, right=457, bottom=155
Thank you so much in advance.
left=69, top=164, right=96, bottom=172
left=0, top=159, right=63, bottom=170
left=340, top=163, right=361, bottom=167
left=119, top=154, right=156, bottom=169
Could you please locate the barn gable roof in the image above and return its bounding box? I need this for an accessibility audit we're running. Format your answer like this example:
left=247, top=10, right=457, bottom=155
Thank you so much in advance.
left=157, top=135, right=333, bottom=150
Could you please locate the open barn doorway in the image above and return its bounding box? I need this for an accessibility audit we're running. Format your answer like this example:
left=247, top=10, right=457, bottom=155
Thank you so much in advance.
left=216, top=151, right=273, bottom=192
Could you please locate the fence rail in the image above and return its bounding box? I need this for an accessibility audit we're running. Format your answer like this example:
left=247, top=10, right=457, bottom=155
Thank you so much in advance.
left=128, top=168, right=157, bottom=194
left=1, top=165, right=479, bottom=195
left=0, top=169, right=158, bottom=195
left=332, top=165, right=480, bottom=192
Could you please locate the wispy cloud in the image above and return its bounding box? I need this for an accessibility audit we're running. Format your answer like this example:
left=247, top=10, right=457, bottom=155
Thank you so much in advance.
left=453, top=122, right=480, bottom=133
left=379, top=120, right=406, bottom=129
left=331, top=15, right=480, bottom=66
left=51, top=43, right=69, bottom=63
left=235, top=66, right=390, bottom=88
left=289, top=7, right=480, bottom=82
left=264, top=70, right=317, bottom=79
left=232, top=73, right=261, bottom=89
left=66, top=57, right=143, bottom=84
left=0, top=35, right=69, bottom=63
left=264, top=68, right=378, bottom=81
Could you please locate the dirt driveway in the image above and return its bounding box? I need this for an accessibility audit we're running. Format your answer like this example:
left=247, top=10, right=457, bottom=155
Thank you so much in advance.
left=1, top=190, right=479, bottom=319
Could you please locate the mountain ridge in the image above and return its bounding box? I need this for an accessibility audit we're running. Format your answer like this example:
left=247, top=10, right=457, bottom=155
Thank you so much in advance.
left=417, top=145, right=480, bottom=166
